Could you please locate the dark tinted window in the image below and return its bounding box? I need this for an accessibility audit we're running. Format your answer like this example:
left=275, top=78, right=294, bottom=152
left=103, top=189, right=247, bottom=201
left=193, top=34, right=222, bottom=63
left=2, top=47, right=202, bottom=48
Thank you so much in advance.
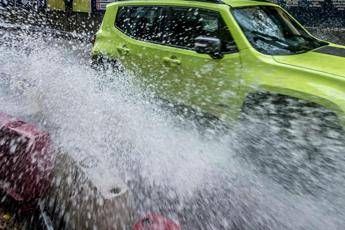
left=163, top=8, right=235, bottom=52
left=115, top=6, right=164, bottom=42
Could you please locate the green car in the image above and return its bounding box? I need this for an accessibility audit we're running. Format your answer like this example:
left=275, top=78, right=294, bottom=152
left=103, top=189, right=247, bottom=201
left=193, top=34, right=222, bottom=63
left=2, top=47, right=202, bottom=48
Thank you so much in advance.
left=92, top=0, right=345, bottom=132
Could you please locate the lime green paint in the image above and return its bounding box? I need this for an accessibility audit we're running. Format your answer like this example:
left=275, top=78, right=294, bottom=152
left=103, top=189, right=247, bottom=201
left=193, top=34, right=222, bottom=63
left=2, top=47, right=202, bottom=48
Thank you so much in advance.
left=73, top=0, right=91, bottom=13
left=92, top=0, right=345, bottom=126
left=47, top=0, right=65, bottom=11
left=47, top=0, right=90, bottom=12
left=222, top=0, right=276, bottom=7
left=273, top=51, right=345, bottom=78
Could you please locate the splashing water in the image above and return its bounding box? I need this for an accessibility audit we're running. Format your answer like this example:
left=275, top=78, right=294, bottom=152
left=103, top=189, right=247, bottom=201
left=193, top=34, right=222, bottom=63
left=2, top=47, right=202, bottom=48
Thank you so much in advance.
left=1, top=23, right=345, bottom=229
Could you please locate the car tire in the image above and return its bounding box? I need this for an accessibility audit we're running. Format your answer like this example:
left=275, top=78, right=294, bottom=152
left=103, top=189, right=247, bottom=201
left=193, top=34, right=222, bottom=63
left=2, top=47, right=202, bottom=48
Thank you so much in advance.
left=238, top=92, right=345, bottom=194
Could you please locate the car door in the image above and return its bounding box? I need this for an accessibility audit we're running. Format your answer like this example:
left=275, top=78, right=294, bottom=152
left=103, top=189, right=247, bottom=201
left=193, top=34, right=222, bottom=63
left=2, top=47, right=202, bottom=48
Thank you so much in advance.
left=159, top=6, right=242, bottom=119
left=114, top=5, right=170, bottom=88
left=114, top=4, right=242, bottom=120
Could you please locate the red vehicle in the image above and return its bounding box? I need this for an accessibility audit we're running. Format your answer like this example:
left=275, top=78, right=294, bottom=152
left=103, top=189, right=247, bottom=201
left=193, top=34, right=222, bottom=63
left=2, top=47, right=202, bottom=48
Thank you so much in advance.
left=0, top=112, right=181, bottom=229
left=133, top=213, right=181, bottom=230
left=0, top=112, right=54, bottom=203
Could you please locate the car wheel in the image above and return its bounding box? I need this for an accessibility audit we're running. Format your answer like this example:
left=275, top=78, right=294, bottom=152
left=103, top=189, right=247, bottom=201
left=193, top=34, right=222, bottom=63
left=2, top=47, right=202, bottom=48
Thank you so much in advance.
left=238, top=92, right=345, bottom=194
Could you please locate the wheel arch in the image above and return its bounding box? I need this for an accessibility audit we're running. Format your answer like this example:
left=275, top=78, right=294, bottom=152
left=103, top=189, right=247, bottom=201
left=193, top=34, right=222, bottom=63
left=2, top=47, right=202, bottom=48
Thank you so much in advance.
left=241, top=86, right=344, bottom=121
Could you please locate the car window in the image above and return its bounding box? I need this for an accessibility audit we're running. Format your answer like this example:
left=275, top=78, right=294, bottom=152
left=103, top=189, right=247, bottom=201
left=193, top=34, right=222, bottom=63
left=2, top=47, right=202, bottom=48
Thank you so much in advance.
left=232, top=6, right=326, bottom=55
left=163, top=7, right=235, bottom=52
left=115, top=6, right=165, bottom=42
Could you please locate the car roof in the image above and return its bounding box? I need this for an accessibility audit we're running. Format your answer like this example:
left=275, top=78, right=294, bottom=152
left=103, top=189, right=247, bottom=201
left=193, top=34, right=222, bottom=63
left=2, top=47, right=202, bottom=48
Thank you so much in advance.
left=114, top=0, right=277, bottom=8
left=222, top=0, right=276, bottom=7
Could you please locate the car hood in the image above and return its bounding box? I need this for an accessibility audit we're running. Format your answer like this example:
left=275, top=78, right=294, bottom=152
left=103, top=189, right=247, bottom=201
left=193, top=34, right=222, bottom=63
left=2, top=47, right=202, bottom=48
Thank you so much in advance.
left=273, top=45, right=345, bottom=77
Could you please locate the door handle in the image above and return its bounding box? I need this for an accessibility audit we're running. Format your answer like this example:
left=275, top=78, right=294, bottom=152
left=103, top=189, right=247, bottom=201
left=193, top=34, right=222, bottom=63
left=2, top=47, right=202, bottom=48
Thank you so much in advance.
left=163, top=56, right=181, bottom=66
left=117, top=46, right=130, bottom=55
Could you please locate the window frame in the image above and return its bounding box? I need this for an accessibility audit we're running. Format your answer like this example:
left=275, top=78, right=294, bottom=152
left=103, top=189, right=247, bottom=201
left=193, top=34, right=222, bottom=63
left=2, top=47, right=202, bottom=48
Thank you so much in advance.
left=114, top=5, right=238, bottom=54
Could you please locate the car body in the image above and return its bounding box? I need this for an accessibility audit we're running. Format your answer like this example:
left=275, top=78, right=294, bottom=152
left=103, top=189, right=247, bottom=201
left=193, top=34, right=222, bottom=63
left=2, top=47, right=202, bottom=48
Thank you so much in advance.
left=92, top=0, right=345, bottom=126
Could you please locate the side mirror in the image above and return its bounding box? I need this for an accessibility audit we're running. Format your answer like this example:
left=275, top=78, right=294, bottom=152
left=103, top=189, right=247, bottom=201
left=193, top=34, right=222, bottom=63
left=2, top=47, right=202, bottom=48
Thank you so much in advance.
left=194, top=36, right=223, bottom=59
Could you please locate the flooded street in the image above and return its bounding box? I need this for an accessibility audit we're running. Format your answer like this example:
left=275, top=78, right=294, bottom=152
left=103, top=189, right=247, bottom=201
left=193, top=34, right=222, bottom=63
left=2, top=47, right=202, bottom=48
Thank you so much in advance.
left=1, top=6, right=345, bottom=230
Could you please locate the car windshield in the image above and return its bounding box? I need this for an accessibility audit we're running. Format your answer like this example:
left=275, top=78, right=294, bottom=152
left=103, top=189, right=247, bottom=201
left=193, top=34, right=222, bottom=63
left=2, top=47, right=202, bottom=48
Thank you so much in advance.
left=232, top=6, right=327, bottom=55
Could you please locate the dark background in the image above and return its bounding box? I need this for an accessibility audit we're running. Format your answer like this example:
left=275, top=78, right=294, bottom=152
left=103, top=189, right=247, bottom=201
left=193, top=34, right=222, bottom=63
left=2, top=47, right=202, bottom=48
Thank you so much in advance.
left=276, top=0, right=345, bottom=27
left=1, top=0, right=344, bottom=27
left=0, top=0, right=344, bottom=46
